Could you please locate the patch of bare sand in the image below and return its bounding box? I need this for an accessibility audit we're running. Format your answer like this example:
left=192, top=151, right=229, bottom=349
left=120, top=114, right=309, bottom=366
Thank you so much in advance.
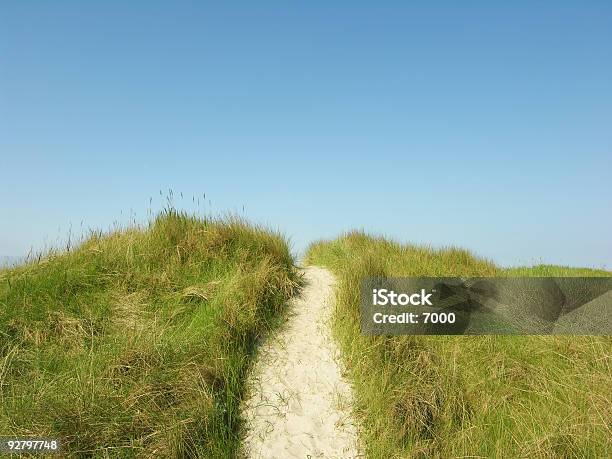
left=242, top=266, right=361, bottom=458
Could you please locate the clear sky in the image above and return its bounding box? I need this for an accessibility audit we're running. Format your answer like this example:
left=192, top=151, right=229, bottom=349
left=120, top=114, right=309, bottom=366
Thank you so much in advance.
left=1, top=1, right=611, bottom=267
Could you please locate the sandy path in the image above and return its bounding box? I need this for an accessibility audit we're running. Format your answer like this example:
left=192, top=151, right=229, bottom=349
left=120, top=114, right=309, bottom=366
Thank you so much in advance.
left=241, top=266, right=361, bottom=458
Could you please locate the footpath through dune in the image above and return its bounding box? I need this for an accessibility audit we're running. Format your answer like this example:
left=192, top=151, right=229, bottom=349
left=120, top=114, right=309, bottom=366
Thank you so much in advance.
left=241, top=266, right=361, bottom=458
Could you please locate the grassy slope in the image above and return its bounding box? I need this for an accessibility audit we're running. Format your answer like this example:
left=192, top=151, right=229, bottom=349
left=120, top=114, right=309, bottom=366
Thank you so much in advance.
left=306, top=231, right=611, bottom=458
left=0, top=210, right=299, bottom=457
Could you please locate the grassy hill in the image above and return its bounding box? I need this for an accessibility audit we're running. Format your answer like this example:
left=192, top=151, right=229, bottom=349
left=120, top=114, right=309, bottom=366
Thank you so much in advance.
left=0, top=210, right=299, bottom=457
left=306, top=231, right=611, bottom=458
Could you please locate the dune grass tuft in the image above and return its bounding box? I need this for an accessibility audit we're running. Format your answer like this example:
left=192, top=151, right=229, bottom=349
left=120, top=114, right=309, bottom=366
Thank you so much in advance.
left=0, top=209, right=299, bottom=457
left=306, top=231, right=611, bottom=458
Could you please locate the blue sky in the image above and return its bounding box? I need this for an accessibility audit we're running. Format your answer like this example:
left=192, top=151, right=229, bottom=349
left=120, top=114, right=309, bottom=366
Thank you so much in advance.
left=1, top=1, right=611, bottom=267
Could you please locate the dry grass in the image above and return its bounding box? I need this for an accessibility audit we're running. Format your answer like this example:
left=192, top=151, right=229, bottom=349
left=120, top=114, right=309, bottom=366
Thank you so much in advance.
left=306, top=231, right=612, bottom=458
left=0, top=209, right=299, bottom=457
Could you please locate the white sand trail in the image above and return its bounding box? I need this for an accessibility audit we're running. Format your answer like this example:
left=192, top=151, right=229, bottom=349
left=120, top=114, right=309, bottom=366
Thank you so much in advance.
left=241, top=266, right=361, bottom=458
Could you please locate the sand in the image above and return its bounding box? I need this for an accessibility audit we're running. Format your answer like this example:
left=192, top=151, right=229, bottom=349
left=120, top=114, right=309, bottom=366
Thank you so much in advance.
left=241, top=266, right=362, bottom=458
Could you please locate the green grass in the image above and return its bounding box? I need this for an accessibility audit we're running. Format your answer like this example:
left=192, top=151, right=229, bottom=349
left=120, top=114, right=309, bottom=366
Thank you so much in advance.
left=306, top=231, right=611, bottom=458
left=0, top=210, right=299, bottom=457
left=504, top=265, right=611, bottom=277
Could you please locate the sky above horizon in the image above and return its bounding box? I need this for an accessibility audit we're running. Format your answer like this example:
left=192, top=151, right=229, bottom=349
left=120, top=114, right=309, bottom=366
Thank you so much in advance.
left=1, top=1, right=611, bottom=268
